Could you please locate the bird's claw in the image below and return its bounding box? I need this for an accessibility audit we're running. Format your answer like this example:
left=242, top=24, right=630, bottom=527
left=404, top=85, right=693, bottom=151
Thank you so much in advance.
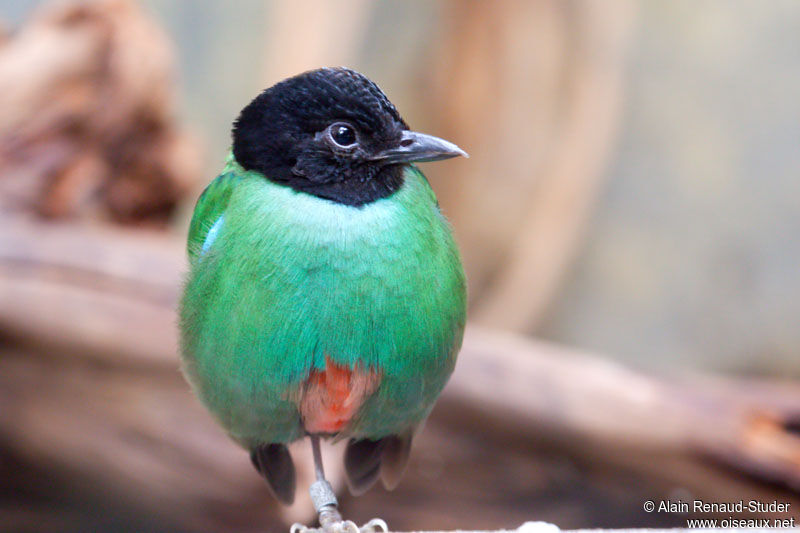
left=340, top=520, right=360, bottom=533
left=289, top=518, right=388, bottom=533
left=360, top=518, right=389, bottom=533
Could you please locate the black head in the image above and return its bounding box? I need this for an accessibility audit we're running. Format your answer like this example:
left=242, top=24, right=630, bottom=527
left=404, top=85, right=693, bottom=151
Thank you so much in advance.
left=232, top=67, right=466, bottom=207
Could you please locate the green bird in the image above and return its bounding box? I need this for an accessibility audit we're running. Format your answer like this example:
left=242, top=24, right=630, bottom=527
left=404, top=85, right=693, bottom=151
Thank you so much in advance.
left=179, top=67, right=467, bottom=532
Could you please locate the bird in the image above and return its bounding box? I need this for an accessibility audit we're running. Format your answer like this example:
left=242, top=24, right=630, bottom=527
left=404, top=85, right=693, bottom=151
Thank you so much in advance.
left=179, top=67, right=467, bottom=533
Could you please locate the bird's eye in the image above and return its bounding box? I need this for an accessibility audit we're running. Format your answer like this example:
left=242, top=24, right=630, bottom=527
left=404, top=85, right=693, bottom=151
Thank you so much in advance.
left=329, top=123, right=357, bottom=148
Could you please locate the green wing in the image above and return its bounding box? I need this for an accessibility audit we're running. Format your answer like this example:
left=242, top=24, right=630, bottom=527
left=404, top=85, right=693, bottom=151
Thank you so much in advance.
left=187, top=170, right=242, bottom=264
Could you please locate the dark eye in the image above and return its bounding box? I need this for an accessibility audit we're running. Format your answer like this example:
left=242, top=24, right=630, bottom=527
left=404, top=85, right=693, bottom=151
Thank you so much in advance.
left=329, top=123, right=357, bottom=148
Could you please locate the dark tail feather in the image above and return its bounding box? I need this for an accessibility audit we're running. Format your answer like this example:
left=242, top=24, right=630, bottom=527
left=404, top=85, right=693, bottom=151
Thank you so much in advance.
left=344, top=437, right=386, bottom=495
left=344, top=432, right=413, bottom=495
left=250, top=443, right=296, bottom=505
left=380, top=432, right=413, bottom=490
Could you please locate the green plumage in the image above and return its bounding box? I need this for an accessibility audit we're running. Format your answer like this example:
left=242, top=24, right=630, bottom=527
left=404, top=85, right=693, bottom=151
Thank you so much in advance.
left=179, top=155, right=466, bottom=449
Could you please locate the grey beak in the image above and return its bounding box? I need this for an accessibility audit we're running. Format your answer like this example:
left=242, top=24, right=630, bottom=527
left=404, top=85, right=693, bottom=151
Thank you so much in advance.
left=371, top=130, right=468, bottom=164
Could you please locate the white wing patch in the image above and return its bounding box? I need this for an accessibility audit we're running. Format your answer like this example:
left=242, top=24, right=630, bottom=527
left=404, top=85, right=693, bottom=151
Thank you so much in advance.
left=201, top=215, right=224, bottom=257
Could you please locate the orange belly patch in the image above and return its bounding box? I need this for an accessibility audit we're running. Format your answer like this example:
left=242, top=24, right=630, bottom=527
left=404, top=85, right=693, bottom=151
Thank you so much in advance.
left=299, top=356, right=381, bottom=434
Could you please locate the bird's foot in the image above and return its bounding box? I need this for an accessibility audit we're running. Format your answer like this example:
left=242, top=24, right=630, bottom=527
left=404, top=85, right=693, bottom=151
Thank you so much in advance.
left=290, top=518, right=387, bottom=533
left=290, top=479, right=388, bottom=533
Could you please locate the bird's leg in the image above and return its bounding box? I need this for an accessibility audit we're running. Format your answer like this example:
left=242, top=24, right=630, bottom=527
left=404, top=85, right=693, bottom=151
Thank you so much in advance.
left=309, top=434, right=348, bottom=531
left=290, top=435, right=388, bottom=533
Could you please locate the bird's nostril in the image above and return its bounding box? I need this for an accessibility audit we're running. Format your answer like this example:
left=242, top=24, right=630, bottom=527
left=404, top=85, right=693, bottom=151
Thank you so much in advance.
left=400, top=139, right=413, bottom=147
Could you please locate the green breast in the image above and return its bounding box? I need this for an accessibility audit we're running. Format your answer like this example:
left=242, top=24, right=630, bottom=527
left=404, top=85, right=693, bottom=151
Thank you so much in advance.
left=179, top=162, right=466, bottom=447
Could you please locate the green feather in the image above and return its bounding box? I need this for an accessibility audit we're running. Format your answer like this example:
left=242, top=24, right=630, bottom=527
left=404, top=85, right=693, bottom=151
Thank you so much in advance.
left=179, top=156, right=466, bottom=448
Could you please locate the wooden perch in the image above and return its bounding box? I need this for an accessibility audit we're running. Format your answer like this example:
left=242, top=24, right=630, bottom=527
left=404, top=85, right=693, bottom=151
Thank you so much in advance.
left=424, top=525, right=795, bottom=533
left=1, top=214, right=800, bottom=532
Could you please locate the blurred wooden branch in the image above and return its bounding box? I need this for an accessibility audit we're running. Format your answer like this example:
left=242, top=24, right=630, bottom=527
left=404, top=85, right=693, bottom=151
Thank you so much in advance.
left=0, top=0, right=200, bottom=225
left=1, top=214, right=800, bottom=532
left=455, top=329, right=800, bottom=489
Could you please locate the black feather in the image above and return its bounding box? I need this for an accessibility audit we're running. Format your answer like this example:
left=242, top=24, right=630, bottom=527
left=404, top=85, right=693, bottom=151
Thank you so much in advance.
left=380, top=432, right=413, bottom=490
left=344, top=437, right=387, bottom=495
left=250, top=443, right=296, bottom=505
left=344, top=432, right=414, bottom=495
